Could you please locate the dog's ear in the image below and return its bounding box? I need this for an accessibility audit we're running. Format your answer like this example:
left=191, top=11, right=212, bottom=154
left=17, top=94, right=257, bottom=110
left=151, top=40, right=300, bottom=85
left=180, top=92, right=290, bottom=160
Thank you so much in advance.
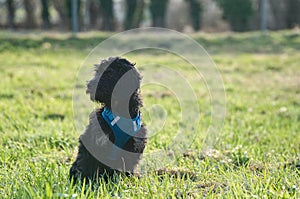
left=86, top=57, right=118, bottom=102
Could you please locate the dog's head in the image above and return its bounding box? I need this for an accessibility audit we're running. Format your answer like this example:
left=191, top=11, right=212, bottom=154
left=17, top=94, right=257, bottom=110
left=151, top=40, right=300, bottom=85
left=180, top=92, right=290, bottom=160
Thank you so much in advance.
left=87, top=57, right=142, bottom=116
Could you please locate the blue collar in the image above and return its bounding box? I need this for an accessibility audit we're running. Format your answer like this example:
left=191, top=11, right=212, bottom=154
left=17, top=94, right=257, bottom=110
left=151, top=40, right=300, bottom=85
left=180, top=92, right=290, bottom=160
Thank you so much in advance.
left=101, top=107, right=141, bottom=159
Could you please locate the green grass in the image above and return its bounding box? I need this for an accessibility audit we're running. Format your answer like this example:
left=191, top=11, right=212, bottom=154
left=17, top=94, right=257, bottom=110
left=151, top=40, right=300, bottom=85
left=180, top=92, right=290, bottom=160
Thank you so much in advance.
left=0, top=29, right=299, bottom=198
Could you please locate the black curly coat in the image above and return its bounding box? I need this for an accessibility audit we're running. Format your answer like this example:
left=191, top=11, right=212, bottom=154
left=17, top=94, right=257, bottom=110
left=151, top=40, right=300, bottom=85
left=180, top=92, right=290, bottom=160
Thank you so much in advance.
left=70, top=57, right=147, bottom=183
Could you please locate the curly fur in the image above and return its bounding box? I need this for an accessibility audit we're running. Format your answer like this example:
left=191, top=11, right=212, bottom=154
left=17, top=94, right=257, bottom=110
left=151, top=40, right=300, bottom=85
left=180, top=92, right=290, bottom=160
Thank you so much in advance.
left=70, top=57, right=147, bottom=183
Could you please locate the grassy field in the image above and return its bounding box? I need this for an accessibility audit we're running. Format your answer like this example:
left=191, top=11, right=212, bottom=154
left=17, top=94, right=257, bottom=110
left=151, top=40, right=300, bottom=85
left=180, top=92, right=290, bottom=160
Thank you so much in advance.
left=0, top=29, right=299, bottom=198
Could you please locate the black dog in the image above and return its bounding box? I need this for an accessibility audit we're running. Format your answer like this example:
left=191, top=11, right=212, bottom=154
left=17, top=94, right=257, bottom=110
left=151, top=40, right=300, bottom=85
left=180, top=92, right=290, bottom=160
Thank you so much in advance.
left=70, top=57, right=147, bottom=183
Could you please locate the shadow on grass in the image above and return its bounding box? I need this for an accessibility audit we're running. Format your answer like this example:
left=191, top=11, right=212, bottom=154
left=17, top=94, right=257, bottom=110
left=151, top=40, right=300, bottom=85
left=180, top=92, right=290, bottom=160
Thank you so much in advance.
left=0, top=36, right=107, bottom=52
left=0, top=31, right=299, bottom=54
left=196, top=32, right=300, bottom=54
left=44, top=113, right=65, bottom=120
left=0, top=93, right=14, bottom=99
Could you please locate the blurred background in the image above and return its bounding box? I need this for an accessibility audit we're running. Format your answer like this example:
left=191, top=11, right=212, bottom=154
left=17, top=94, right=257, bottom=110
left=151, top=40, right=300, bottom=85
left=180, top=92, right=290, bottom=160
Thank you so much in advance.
left=0, top=0, right=300, bottom=33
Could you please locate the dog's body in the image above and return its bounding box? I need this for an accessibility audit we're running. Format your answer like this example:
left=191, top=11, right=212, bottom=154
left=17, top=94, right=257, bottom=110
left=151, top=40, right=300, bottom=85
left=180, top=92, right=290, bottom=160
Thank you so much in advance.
left=70, top=57, right=147, bottom=182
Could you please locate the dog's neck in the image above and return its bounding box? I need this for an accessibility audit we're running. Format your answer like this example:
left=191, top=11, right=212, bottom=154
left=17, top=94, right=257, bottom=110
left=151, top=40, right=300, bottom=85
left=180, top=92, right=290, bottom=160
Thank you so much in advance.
left=106, top=103, right=139, bottom=119
left=105, top=105, right=138, bottom=119
left=105, top=91, right=141, bottom=119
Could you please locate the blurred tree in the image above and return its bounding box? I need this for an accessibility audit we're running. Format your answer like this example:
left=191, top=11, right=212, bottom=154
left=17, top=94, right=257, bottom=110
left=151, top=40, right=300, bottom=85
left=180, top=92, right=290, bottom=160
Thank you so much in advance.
left=266, top=0, right=300, bottom=30
left=66, top=0, right=81, bottom=30
left=6, top=0, right=15, bottom=28
left=24, top=0, right=37, bottom=28
left=89, top=0, right=99, bottom=28
left=124, top=0, right=145, bottom=30
left=41, top=0, right=50, bottom=29
left=52, top=0, right=69, bottom=27
left=287, top=0, right=300, bottom=28
left=52, top=0, right=81, bottom=30
left=149, top=0, right=168, bottom=27
left=99, top=0, right=115, bottom=31
left=267, top=0, right=287, bottom=30
left=84, top=0, right=91, bottom=29
left=215, top=0, right=253, bottom=32
left=186, top=0, right=202, bottom=31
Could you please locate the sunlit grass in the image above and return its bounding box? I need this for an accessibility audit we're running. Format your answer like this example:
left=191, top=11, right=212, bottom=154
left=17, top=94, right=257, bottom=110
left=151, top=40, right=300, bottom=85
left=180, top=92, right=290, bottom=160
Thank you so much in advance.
left=0, top=30, right=299, bottom=198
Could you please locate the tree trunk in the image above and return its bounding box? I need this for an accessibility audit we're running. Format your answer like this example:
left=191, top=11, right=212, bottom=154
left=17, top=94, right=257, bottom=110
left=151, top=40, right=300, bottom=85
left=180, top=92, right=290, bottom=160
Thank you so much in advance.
left=24, top=0, right=37, bottom=28
left=52, top=0, right=69, bottom=28
left=84, top=0, right=91, bottom=29
left=52, top=0, right=81, bottom=30
left=287, top=0, right=300, bottom=28
left=41, top=0, right=50, bottom=29
left=99, top=0, right=115, bottom=31
left=124, top=0, right=137, bottom=30
left=149, top=0, right=168, bottom=27
left=89, top=0, right=99, bottom=28
left=124, top=0, right=145, bottom=30
left=216, top=0, right=253, bottom=32
left=268, top=0, right=288, bottom=30
left=83, top=0, right=98, bottom=29
left=6, top=0, right=15, bottom=28
left=187, top=0, right=202, bottom=31
left=132, top=0, right=144, bottom=28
